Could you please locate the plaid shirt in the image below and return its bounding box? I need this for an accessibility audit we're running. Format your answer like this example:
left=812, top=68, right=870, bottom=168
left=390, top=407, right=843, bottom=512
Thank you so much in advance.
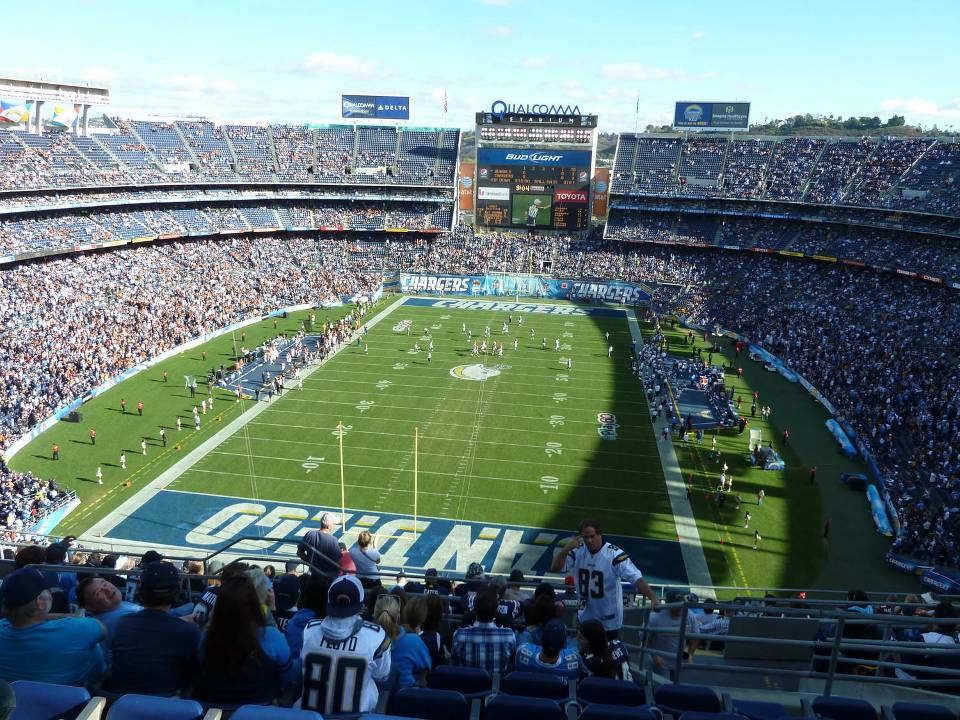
left=452, top=621, right=516, bottom=674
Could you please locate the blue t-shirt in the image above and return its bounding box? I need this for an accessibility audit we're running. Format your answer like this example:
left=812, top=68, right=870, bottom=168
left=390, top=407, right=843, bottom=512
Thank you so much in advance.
left=94, top=602, right=142, bottom=642
left=515, top=642, right=581, bottom=680
left=390, top=628, right=432, bottom=689
left=0, top=617, right=106, bottom=685
left=284, top=608, right=317, bottom=663
left=105, top=608, right=201, bottom=696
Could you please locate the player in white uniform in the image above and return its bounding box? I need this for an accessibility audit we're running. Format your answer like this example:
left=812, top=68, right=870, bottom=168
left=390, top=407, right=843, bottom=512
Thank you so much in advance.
left=297, top=576, right=391, bottom=715
left=551, top=519, right=659, bottom=635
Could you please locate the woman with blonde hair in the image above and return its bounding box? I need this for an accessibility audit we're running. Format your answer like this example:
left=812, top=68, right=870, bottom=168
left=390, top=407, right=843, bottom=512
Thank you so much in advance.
left=373, top=593, right=402, bottom=641
left=350, top=531, right=382, bottom=582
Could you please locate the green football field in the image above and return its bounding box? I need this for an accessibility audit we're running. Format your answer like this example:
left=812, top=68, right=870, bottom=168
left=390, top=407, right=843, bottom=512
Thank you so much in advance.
left=163, top=301, right=672, bottom=540
left=9, top=295, right=918, bottom=594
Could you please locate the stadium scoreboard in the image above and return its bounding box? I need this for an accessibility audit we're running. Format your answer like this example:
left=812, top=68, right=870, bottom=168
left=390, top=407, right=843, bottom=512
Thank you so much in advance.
left=474, top=109, right=597, bottom=232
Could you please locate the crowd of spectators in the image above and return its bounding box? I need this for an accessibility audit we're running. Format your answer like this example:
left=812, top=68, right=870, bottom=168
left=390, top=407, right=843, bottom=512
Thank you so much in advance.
left=0, top=463, right=69, bottom=535
left=0, top=535, right=957, bottom=711
left=613, top=134, right=960, bottom=217
left=607, top=211, right=960, bottom=283
left=0, top=236, right=380, bottom=452
left=0, top=119, right=459, bottom=191
left=0, top=200, right=454, bottom=256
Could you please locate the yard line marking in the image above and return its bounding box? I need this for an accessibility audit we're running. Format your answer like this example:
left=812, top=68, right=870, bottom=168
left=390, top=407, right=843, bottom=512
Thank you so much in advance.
left=229, top=427, right=660, bottom=459
left=178, top=467, right=673, bottom=515
left=205, top=448, right=656, bottom=478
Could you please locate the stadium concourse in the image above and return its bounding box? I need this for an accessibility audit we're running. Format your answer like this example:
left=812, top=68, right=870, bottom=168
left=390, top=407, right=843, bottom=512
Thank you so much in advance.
left=0, top=118, right=960, bottom=716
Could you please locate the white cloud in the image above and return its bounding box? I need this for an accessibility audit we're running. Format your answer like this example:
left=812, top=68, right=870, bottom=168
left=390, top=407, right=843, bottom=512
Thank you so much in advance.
left=158, top=75, right=237, bottom=94
left=480, top=0, right=511, bottom=5
left=880, top=97, right=960, bottom=120
left=299, top=52, right=383, bottom=79
left=600, top=63, right=686, bottom=81
left=486, top=25, right=513, bottom=38
left=520, top=56, right=550, bottom=69
left=691, top=31, right=707, bottom=40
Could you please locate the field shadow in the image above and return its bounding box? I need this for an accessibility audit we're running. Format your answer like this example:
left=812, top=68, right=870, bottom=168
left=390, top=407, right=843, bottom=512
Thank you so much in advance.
left=535, top=306, right=693, bottom=588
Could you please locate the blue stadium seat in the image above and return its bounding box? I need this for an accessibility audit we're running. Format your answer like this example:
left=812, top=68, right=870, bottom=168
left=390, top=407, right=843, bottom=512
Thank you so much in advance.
left=808, top=696, right=877, bottom=720
left=500, top=671, right=569, bottom=700
left=388, top=687, right=469, bottom=720
left=678, top=713, right=748, bottom=720
left=485, top=695, right=565, bottom=720
left=653, top=684, right=722, bottom=718
left=231, top=706, right=323, bottom=720
left=725, top=698, right=788, bottom=720
left=578, top=677, right=646, bottom=706
left=10, top=681, right=91, bottom=720
left=886, top=703, right=958, bottom=720
left=426, top=666, right=493, bottom=699
left=580, top=703, right=662, bottom=720
left=105, top=694, right=206, bottom=720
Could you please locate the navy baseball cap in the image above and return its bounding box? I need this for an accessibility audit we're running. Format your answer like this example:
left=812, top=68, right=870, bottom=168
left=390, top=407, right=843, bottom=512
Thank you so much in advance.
left=1, top=568, right=53, bottom=608
left=541, top=618, right=568, bottom=653
left=274, top=574, right=301, bottom=612
left=327, top=575, right=364, bottom=618
left=140, top=561, right=180, bottom=594
left=466, top=562, right=485, bottom=579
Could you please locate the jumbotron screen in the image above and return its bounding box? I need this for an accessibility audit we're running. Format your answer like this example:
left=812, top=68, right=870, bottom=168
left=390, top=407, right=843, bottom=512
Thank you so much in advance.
left=475, top=147, right=592, bottom=231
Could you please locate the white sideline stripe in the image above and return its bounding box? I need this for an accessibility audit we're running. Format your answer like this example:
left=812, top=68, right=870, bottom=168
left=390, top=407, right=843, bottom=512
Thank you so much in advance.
left=627, top=311, right=715, bottom=598
left=81, top=294, right=410, bottom=541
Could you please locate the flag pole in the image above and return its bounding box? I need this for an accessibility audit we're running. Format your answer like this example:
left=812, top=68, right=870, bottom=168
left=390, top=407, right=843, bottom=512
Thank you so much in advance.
left=413, top=426, right=419, bottom=534
left=338, top=420, right=346, bottom=524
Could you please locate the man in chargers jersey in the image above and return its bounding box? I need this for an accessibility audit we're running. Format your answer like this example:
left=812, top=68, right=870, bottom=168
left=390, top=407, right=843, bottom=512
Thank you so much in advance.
left=551, top=519, right=659, bottom=637
left=297, top=576, right=391, bottom=715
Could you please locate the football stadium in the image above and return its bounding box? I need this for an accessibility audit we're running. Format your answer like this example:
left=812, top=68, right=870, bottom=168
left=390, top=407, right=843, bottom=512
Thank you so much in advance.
left=0, top=3, right=959, bottom=717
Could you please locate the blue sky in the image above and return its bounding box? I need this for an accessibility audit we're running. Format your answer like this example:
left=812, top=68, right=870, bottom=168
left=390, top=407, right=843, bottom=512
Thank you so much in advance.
left=5, top=0, right=959, bottom=130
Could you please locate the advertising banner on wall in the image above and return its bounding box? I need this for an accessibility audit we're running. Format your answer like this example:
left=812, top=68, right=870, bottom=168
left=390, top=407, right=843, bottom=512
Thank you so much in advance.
left=341, top=94, right=410, bottom=120
left=592, top=167, right=610, bottom=218
left=400, top=273, right=651, bottom=305
left=458, top=161, right=475, bottom=212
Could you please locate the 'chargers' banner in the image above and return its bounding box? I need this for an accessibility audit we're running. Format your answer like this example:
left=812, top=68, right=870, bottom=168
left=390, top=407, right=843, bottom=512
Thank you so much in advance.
left=477, top=147, right=592, bottom=168
left=400, top=273, right=650, bottom=305
left=342, top=94, right=410, bottom=120
left=674, top=101, right=750, bottom=130
left=101, top=490, right=688, bottom=584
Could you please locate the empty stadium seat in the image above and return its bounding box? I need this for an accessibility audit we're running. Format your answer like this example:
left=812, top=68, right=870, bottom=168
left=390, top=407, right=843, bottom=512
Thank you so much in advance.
left=426, top=665, right=493, bottom=698
left=678, top=713, right=749, bottom=720
left=388, top=687, right=469, bottom=720
left=500, top=671, right=569, bottom=700
left=231, top=706, right=322, bottom=720
left=886, top=704, right=958, bottom=720
left=805, top=697, right=878, bottom=720
left=485, top=695, right=565, bottom=720
left=579, top=703, right=661, bottom=720
left=10, top=681, right=97, bottom=720
left=578, top=677, right=646, bottom=707
left=723, top=697, right=788, bottom=720
left=653, top=684, right=722, bottom=718
left=104, top=694, right=210, bottom=720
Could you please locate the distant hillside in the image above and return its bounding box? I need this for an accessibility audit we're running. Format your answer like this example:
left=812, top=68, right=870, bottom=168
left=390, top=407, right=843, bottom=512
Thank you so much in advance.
left=645, top=113, right=955, bottom=137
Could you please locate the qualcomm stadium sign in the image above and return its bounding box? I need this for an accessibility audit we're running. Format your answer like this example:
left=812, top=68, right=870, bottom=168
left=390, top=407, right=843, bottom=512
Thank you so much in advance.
left=491, top=100, right=582, bottom=119
left=400, top=273, right=650, bottom=306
